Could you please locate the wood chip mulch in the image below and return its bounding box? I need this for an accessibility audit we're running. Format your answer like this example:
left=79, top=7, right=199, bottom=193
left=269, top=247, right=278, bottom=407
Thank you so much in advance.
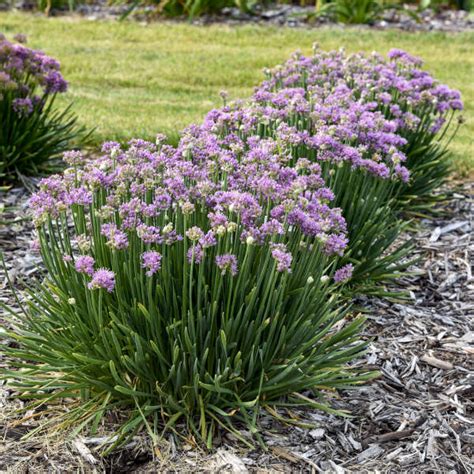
left=0, top=182, right=472, bottom=473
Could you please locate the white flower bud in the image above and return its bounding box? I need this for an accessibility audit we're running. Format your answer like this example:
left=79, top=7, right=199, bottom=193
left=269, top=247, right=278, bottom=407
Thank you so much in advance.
left=162, top=223, right=173, bottom=234
left=227, top=222, right=237, bottom=233
left=216, top=225, right=226, bottom=236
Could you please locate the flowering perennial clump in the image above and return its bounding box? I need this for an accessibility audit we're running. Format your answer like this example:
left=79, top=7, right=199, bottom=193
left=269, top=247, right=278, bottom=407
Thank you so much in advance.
left=0, top=34, right=88, bottom=181
left=4, top=138, right=371, bottom=450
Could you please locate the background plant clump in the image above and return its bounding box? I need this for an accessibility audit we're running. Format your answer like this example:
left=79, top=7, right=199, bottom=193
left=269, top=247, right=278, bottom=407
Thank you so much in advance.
left=0, top=34, right=89, bottom=184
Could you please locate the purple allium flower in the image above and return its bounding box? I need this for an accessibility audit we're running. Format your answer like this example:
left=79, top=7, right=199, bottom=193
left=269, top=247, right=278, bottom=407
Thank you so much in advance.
left=141, top=250, right=162, bottom=277
left=260, top=219, right=284, bottom=238
left=43, top=70, right=68, bottom=94
left=449, top=99, right=463, bottom=111
left=75, top=255, right=95, bottom=276
left=215, top=254, right=238, bottom=276
left=324, top=234, right=348, bottom=256
left=199, top=230, right=217, bottom=248
left=63, top=150, right=85, bottom=166
left=136, top=224, right=162, bottom=245
left=187, top=244, right=204, bottom=264
left=12, top=97, right=33, bottom=116
left=395, top=164, right=410, bottom=183
left=88, top=268, right=115, bottom=292
left=334, top=264, right=354, bottom=283
left=219, top=90, right=229, bottom=102
left=101, top=223, right=129, bottom=250
left=271, top=243, right=292, bottom=273
left=66, top=186, right=93, bottom=206
left=101, top=141, right=121, bottom=154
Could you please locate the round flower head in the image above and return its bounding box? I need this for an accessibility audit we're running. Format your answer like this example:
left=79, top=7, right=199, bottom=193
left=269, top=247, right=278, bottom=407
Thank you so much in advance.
left=141, top=251, right=162, bottom=277
left=75, top=255, right=95, bottom=276
left=271, top=243, right=292, bottom=273
left=12, top=98, right=33, bottom=116
left=63, top=150, right=85, bottom=167
left=88, top=269, right=115, bottom=293
left=215, top=254, right=238, bottom=276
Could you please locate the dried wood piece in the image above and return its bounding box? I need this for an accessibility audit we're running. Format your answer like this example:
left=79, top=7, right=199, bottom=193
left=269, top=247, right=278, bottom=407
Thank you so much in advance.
left=356, top=444, right=384, bottom=463
left=361, top=429, right=416, bottom=448
left=270, top=447, right=322, bottom=472
left=211, top=448, right=248, bottom=473
left=420, top=354, right=454, bottom=370
left=72, top=438, right=98, bottom=465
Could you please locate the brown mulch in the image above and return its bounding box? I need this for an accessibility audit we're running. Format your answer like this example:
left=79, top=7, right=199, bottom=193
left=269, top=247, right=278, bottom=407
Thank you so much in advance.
left=0, top=182, right=472, bottom=473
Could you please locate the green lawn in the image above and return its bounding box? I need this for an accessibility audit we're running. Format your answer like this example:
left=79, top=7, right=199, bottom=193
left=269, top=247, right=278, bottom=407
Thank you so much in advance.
left=1, top=13, right=473, bottom=173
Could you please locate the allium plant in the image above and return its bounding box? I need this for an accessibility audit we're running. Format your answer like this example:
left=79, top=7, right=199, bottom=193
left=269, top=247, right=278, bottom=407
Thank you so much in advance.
left=260, top=46, right=463, bottom=215
left=2, top=139, right=372, bottom=450
left=0, top=35, right=89, bottom=183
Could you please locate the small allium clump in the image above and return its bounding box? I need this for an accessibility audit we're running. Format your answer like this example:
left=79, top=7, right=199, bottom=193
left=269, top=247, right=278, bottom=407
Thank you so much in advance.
left=30, top=138, right=349, bottom=282
left=0, top=34, right=86, bottom=182
left=0, top=35, right=67, bottom=115
left=185, top=47, right=462, bottom=287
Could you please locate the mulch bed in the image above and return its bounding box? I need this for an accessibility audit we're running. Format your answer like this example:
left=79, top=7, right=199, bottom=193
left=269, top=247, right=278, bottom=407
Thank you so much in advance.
left=0, top=181, right=472, bottom=472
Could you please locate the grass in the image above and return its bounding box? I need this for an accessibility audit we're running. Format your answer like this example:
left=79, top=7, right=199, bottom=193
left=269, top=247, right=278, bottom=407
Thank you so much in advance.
left=0, top=12, right=472, bottom=173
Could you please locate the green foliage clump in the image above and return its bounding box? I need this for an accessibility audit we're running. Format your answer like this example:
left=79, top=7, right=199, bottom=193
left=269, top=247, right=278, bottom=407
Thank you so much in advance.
left=2, top=140, right=372, bottom=451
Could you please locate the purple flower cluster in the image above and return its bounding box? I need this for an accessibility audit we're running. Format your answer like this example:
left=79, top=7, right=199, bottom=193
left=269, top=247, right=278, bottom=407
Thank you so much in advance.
left=31, top=134, right=349, bottom=286
left=271, top=243, right=292, bottom=273
left=75, top=255, right=95, bottom=276
left=196, top=88, right=409, bottom=182
left=88, top=268, right=115, bottom=293
left=215, top=254, right=238, bottom=276
left=142, top=250, right=162, bottom=277
left=32, top=48, right=460, bottom=289
left=334, top=263, right=354, bottom=283
left=0, top=35, right=68, bottom=118
left=259, top=47, right=462, bottom=146
left=12, top=97, right=33, bottom=116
